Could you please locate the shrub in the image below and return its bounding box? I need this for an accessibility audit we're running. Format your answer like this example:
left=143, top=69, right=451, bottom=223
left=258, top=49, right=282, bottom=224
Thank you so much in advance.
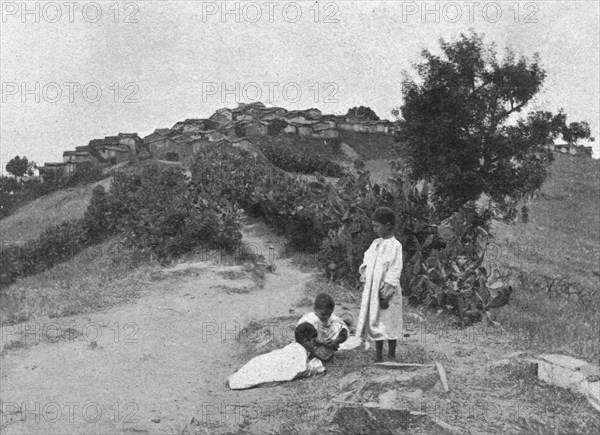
left=165, top=152, right=179, bottom=162
left=267, top=119, right=288, bottom=136
left=106, top=163, right=242, bottom=261
left=255, top=138, right=345, bottom=177
left=328, top=137, right=343, bottom=153
left=190, top=144, right=510, bottom=319
left=0, top=162, right=244, bottom=291
left=0, top=219, right=89, bottom=290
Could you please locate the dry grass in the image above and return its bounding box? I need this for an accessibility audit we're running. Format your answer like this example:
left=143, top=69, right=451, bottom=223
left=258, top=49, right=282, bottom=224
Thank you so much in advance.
left=489, top=154, right=600, bottom=363
left=490, top=153, right=599, bottom=288
left=0, top=238, right=151, bottom=325
left=0, top=177, right=113, bottom=245
left=361, top=151, right=600, bottom=363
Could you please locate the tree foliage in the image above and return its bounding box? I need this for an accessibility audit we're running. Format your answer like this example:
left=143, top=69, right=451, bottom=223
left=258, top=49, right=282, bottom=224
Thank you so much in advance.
left=398, top=32, right=582, bottom=219
left=6, top=156, right=35, bottom=179
left=346, top=106, right=380, bottom=121
left=562, top=120, right=594, bottom=144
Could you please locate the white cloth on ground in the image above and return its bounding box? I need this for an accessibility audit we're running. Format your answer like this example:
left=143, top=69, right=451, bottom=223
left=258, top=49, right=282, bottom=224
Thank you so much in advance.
left=227, top=342, right=325, bottom=390
left=338, top=335, right=362, bottom=350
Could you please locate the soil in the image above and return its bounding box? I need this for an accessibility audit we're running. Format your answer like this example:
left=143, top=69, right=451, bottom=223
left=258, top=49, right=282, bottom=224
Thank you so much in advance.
left=1, top=218, right=598, bottom=435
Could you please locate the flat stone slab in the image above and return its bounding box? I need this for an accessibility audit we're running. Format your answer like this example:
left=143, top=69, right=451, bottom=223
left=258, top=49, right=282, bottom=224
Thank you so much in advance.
left=536, top=354, right=600, bottom=413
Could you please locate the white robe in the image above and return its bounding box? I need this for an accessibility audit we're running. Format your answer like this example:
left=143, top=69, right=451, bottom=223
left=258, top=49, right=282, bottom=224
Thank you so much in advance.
left=355, top=237, right=403, bottom=346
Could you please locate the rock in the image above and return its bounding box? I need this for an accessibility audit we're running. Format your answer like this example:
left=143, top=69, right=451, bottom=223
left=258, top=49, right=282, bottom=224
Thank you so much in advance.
left=151, top=418, right=161, bottom=423
left=338, top=371, right=362, bottom=391
left=378, top=390, right=398, bottom=408
left=333, top=390, right=355, bottom=403
left=535, top=354, right=600, bottom=412
left=402, top=388, right=423, bottom=399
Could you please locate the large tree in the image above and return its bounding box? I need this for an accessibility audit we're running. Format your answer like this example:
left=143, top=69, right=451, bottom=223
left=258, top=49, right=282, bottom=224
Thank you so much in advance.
left=398, top=32, right=583, bottom=219
left=6, top=156, right=35, bottom=179
left=346, top=106, right=380, bottom=121
left=562, top=120, right=594, bottom=145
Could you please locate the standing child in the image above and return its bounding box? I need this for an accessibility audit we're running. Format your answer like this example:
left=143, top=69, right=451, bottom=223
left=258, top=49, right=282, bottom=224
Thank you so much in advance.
left=297, top=293, right=349, bottom=361
left=355, top=207, right=403, bottom=362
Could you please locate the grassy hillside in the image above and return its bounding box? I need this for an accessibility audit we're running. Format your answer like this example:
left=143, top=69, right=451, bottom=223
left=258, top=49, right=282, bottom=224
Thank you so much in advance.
left=491, top=153, right=600, bottom=288
left=0, top=238, right=146, bottom=324
left=0, top=177, right=113, bottom=246
left=2, top=141, right=597, bottom=363
left=490, top=154, right=599, bottom=363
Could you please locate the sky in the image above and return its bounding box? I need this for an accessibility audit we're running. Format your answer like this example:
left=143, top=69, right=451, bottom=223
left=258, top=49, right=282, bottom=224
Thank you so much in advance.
left=1, top=0, right=599, bottom=170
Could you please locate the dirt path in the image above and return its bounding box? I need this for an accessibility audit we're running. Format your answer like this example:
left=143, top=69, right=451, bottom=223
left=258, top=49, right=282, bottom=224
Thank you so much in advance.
left=2, top=218, right=598, bottom=435
left=0, top=220, right=312, bottom=434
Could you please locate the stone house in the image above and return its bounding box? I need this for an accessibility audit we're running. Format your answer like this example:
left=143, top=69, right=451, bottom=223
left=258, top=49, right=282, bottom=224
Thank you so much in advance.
left=117, top=133, right=143, bottom=154
left=283, top=124, right=297, bottom=134
left=221, top=122, right=238, bottom=139
left=96, top=145, right=130, bottom=163
left=209, top=108, right=234, bottom=127
left=233, top=102, right=267, bottom=118
left=337, top=120, right=389, bottom=134
left=297, top=126, right=314, bottom=137
left=40, top=160, right=97, bottom=180
left=63, top=150, right=97, bottom=164
left=39, top=162, right=70, bottom=180
left=146, top=137, right=189, bottom=161
left=284, top=114, right=314, bottom=125
left=235, top=120, right=269, bottom=137
left=286, top=109, right=322, bottom=120
left=253, top=107, right=288, bottom=120
left=143, top=128, right=170, bottom=144
left=204, top=130, right=228, bottom=142
left=171, top=119, right=210, bottom=133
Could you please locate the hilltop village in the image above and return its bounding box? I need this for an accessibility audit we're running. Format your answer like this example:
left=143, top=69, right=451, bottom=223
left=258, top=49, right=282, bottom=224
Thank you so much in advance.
left=39, top=102, right=593, bottom=179
left=39, top=102, right=400, bottom=180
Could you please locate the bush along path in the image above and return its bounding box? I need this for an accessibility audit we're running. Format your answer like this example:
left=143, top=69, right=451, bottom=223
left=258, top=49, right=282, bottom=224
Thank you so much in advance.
left=190, top=144, right=516, bottom=326
left=0, top=216, right=313, bottom=434
left=2, top=215, right=599, bottom=435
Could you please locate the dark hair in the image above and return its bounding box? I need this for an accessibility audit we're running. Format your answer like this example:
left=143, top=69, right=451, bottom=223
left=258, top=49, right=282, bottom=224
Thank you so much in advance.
left=314, top=293, right=334, bottom=310
left=295, top=322, right=318, bottom=343
left=372, top=207, right=396, bottom=226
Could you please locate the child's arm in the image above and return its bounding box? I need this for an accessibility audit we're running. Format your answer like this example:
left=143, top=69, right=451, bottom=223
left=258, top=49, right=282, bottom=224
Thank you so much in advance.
left=322, top=323, right=349, bottom=350
left=334, top=328, right=348, bottom=344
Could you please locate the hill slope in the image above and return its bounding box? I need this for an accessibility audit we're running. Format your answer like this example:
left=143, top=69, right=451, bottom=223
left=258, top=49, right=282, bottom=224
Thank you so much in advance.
left=491, top=153, right=600, bottom=287
left=0, top=177, right=113, bottom=246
